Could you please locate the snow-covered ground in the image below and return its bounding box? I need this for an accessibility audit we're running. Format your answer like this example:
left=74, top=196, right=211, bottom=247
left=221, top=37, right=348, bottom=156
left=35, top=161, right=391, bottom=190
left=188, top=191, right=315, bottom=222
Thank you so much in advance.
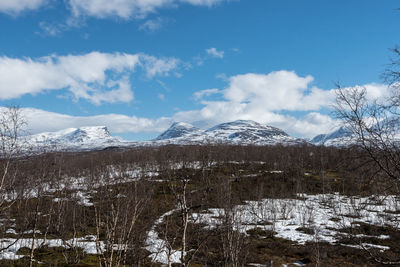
left=145, top=193, right=400, bottom=264
left=3, top=164, right=161, bottom=208
left=192, top=193, right=400, bottom=245
left=145, top=209, right=182, bottom=265
left=0, top=235, right=102, bottom=260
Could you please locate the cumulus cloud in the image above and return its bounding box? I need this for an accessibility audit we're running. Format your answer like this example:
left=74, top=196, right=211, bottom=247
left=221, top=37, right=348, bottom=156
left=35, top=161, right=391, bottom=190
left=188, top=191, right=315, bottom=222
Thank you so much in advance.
left=175, top=71, right=389, bottom=137
left=172, top=71, right=353, bottom=137
left=67, top=0, right=167, bottom=19
left=185, top=73, right=389, bottom=137
left=68, top=0, right=227, bottom=20
left=206, top=47, right=224, bottom=59
left=11, top=70, right=387, bottom=139
left=140, top=54, right=180, bottom=78
left=222, top=71, right=335, bottom=111
left=362, top=83, right=390, bottom=102
left=0, top=0, right=46, bottom=15
left=0, top=52, right=180, bottom=105
left=274, top=113, right=339, bottom=139
left=19, top=107, right=172, bottom=135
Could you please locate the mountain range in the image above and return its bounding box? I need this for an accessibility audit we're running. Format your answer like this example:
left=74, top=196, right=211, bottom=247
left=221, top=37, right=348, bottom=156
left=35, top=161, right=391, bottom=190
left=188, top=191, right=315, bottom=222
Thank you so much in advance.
left=154, top=120, right=304, bottom=146
left=21, top=120, right=352, bottom=152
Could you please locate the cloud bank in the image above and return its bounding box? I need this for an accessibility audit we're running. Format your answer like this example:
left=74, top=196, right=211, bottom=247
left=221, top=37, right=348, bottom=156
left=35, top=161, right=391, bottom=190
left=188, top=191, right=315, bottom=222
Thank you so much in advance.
left=10, top=70, right=388, bottom=139
left=19, top=108, right=172, bottom=135
left=174, top=71, right=389, bottom=137
left=1, top=59, right=387, bottom=138
left=0, top=52, right=180, bottom=105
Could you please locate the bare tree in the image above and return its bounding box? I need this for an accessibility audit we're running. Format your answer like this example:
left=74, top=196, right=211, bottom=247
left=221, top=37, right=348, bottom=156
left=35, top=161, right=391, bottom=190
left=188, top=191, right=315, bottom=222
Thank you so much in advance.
left=0, top=106, right=26, bottom=255
left=91, top=162, right=152, bottom=267
left=334, top=47, right=400, bottom=264
left=0, top=106, right=25, bottom=194
left=335, top=84, right=400, bottom=185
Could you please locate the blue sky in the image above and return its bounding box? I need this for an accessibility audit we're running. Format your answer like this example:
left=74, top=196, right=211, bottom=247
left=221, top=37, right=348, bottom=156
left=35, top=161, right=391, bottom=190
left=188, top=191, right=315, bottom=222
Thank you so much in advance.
left=0, top=0, right=399, bottom=140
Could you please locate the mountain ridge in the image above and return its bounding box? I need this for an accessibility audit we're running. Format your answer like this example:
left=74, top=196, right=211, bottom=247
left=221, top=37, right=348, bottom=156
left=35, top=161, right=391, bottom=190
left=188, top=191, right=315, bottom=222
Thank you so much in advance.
left=23, top=120, right=314, bottom=152
left=153, top=120, right=305, bottom=146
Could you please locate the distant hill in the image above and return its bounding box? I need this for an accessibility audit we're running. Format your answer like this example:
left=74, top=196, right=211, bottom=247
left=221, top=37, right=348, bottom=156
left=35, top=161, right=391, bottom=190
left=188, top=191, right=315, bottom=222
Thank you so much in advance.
left=310, top=127, right=354, bottom=146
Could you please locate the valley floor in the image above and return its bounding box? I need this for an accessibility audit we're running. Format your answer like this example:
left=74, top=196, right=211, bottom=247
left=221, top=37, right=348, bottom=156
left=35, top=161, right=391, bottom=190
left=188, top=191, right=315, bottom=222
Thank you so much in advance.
left=0, top=145, right=399, bottom=266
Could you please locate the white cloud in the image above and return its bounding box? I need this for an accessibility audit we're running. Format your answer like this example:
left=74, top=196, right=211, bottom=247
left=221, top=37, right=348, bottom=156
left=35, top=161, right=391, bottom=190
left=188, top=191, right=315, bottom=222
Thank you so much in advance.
left=19, top=106, right=336, bottom=140
left=193, top=88, right=219, bottom=100
left=362, top=83, right=390, bottom=102
left=180, top=0, right=225, bottom=7
left=38, top=21, right=65, bottom=36
left=0, top=52, right=180, bottom=105
left=11, top=69, right=386, bottom=139
left=221, top=71, right=335, bottom=111
left=176, top=74, right=389, bottom=137
left=140, top=54, right=180, bottom=78
left=68, top=0, right=228, bottom=20
left=172, top=71, right=346, bottom=137
left=0, top=0, right=46, bottom=15
left=68, top=0, right=169, bottom=19
left=276, top=113, right=339, bottom=139
left=206, top=47, right=224, bottom=59
left=20, top=108, right=172, bottom=135
left=139, top=17, right=164, bottom=32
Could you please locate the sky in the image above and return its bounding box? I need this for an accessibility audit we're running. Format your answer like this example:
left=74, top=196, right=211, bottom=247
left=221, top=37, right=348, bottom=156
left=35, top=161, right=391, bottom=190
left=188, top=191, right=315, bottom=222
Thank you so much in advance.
left=0, top=0, right=399, bottom=140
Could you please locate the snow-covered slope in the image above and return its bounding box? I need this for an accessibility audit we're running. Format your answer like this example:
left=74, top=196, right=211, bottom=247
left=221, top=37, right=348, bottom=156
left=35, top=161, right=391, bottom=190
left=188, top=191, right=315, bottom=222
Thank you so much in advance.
left=23, top=120, right=308, bottom=152
left=311, top=127, right=354, bottom=146
left=24, top=126, right=126, bottom=151
left=155, top=122, right=203, bottom=140
left=205, top=120, right=303, bottom=145
left=154, top=120, right=306, bottom=146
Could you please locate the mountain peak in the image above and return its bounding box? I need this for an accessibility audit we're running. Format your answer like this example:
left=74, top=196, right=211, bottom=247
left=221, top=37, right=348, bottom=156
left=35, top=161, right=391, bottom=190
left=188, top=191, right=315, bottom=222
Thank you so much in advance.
left=26, top=126, right=120, bottom=150
left=155, top=122, right=202, bottom=140
left=169, top=122, right=197, bottom=129
left=67, top=126, right=112, bottom=142
left=206, top=120, right=261, bottom=129
left=153, top=119, right=302, bottom=145
left=204, top=119, right=292, bottom=143
left=24, top=120, right=308, bottom=152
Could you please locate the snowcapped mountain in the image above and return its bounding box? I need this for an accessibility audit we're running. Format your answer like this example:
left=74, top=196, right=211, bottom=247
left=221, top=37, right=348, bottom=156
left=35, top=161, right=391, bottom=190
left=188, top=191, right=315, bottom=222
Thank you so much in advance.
left=154, top=120, right=306, bottom=146
left=24, top=126, right=126, bottom=151
left=205, top=120, right=292, bottom=143
left=23, top=120, right=308, bottom=152
left=311, top=127, right=354, bottom=146
left=155, top=122, right=203, bottom=140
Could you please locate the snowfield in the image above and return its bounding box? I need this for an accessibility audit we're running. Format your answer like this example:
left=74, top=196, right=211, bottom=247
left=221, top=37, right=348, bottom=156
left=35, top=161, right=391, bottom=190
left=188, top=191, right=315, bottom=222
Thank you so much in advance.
left=191, top=193, right=400, bottom=245
left=145, top=193, right=400, bottom=264
left=0, top=235, right=102, bottom=260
